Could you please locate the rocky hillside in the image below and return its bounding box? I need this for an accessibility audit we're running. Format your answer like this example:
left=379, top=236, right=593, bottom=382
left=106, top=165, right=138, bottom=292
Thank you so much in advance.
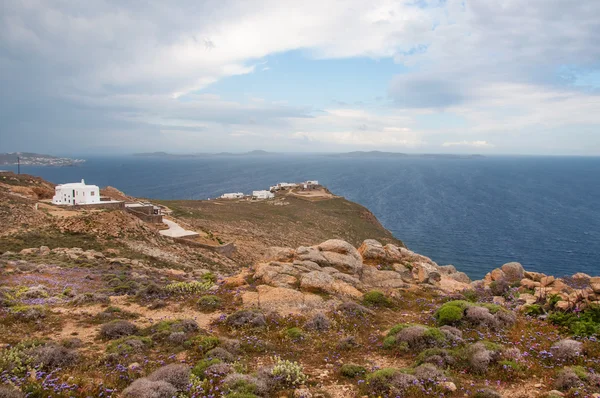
left=161, top=195, right=403, bottom=266
left=1, top=173, right=600, bottom=398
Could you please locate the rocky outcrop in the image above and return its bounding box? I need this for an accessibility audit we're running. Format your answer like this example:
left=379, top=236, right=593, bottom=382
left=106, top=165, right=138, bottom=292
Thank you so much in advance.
left=241, top=239, right=471, bottom=313
left=484, top=263, right=600, bottom=310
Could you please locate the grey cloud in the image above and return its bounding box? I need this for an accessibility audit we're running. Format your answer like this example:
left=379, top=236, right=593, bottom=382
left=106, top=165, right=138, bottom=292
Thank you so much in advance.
left=389, top=76, right=465, bottom=108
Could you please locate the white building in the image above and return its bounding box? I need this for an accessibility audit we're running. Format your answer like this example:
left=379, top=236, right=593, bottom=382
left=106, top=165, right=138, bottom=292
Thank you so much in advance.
left=52, top=179, right=101, bottom=205
left=252, top=190, right=275, bottom=200
left=303, top=180, right=320, bottom=189
left=270, top=182, right=298, bottom=191
left=220, top=192, right=245, bottom=199
left=305, top=180, right=319, bottom=185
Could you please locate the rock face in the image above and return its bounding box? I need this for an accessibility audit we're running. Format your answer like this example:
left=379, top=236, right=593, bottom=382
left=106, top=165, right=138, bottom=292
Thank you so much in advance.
left=245, top=239, right=472, bottom=313
left=483, top=264, right=600, bottom=311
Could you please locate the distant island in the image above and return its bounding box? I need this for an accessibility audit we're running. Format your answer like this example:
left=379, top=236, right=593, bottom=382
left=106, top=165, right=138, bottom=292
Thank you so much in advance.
left=326, top=151, right=485, bottom=159
left=0, top=152, right=85, bottom=167
left=134, top=150, right=275, bottom=158
left=133, top=150, right=483, bottom=159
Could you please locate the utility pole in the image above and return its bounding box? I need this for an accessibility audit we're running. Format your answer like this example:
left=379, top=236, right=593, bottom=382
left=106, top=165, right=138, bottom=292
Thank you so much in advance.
left=17, top=156, right=20, bottom=175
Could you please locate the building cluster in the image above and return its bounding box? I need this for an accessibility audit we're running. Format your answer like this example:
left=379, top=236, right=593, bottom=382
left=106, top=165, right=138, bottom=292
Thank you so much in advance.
left=220, top=180, right=320, bottom=201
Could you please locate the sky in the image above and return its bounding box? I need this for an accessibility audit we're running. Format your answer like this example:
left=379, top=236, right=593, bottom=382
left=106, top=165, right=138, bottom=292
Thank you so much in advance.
left=1, top=0, right=600, bottom=155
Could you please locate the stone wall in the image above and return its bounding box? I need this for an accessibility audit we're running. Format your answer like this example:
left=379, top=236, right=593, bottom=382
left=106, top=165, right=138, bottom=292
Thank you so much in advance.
left=172, top=237, right=236, bottom=258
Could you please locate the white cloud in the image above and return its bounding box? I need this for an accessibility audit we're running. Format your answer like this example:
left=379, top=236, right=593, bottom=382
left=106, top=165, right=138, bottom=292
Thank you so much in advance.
left=1, top=0, right=600, bottom=154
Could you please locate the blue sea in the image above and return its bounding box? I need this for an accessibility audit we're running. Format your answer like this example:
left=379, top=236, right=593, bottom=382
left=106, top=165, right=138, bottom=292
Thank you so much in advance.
left=5, top=155, right=600, bottom=280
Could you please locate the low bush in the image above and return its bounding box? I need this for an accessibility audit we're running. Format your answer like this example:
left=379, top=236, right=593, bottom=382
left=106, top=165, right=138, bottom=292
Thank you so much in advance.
left=523, top=304, right=544, bottom=316
left=10, top=305, right=47, bottom=321
left=548, top=305, right=600, bottom=337
left=222, top=373, right=268, bottom=396
left=30, top=344, right=78, bottom=370
left=270, top=357, right=308, bottom=387
left=362, top=290, right=390, bottom=307
left=71, top=292, right=109, bottom=306
left=226, top=311, right=266, bottom=328
left=554, top=367, right=583, bottom=391
left=340, top=363, right=366, bottom=378
left=165, top=280, right=212, bottom=295
left=185, top=335, right=220, bottom=353
left=147, top=363, right=191, bottom=391
left=197, top=295, right=223, bottom=311
left=551, top=339, right=583, bottom=361
left=284, top=327, right=304, bottom=341
left=304, top=313, right=330, bottom=331
left=205, top=347, right=235, bottom=362
left=99, top=320, right=138, bottom=340
left=106, top=336, right=152, bottom=355
left=413, top=363, right=447, bottom=384
left=434, top=300, right=516, bottom=330
left=122, top=378, right=177, bottom=398
left=385, top=324, right=448, bottom=351
left=192, top=358, right=222, bottom=378
left=364, top=368, right=419, bottom=397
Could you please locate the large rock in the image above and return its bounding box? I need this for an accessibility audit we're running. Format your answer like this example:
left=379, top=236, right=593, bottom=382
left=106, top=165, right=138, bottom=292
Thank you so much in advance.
left=358, top=239, right=387, bottom=263
left=248, top=285, right=329, bottom=315
left=300, top=271, right=334, bottom=292
left=591, top=277, right=600, bottom=294
left=501, top=262, right=524, bottom=282
left=438, top=265, right=457, bottom=275
left=318, top=239, right=359, bottom=256
left=361, top=267, right=409, bottom=289
left=446, top=271, right=471, bottom=284
left=254, top=262, right=301, bottom=288
left=262, top=247, right=295, bottom=262
left=300, top=271, right=363, bottom=299
left=295, top=246, right=328, bottom=266
left=321, top=251, right=362, bottom=274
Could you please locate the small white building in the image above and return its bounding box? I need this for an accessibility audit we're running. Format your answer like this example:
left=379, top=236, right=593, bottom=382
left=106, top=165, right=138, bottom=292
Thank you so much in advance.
left=52, top=179, right=101, bottom=205
left=252, top=190, right=275, bottom=200
left=303, top=180, right=320, bottom=189
left=221, top=192, right=245, bottom=199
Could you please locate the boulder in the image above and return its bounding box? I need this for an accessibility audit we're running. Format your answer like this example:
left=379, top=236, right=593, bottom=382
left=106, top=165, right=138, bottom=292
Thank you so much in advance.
left=300, top=271, right=334, bottom=292
left=447, top=271, right=471, bottom=284
left=520, top=278, right=540, bottom=289
left=383, top=244, right=403, bottom=262
left=572, top=272, right=591, bottom=280
left=39, top=246, right=51, bottom=256
left=591, top=277, right=600, bottom=294
left=318, top=239, right=359, bottom=256
left=254, top=262, right=301, bottom=288
left=490, top=268, right=506, bottom=282
left=295, top=246, right=328, bottom=266
left=358, top=239, right=387, bottom=263
left=518, top=293, right=537, bottom=305
left=554, top=300, right=572, bottom=311
left=20, top=248, right=39, bottom=256
left=524, top=271, right=545, bottom=282
left=438, top=265, right=457, bottom=275
left=501, top=262, right=524, bottom=281
left=361, top=267, right=409, bottom=289
left=320, top=251, right=362, bottom=275
left=540, top=276, right=555, bottom=287
left=263, top=247, right=295, bottom=262
left=253, top=285, right=327, bottom=315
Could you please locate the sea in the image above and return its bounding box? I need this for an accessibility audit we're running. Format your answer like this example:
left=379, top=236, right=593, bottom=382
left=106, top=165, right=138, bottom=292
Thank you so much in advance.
left=5, top=155, right=600, bottom=280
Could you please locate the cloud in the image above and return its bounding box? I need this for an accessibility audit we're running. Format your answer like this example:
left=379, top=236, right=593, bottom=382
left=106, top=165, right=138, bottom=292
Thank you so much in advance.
left=1, top=0, right=600, bottom=154
left=442, top=140, right=493, bottom=148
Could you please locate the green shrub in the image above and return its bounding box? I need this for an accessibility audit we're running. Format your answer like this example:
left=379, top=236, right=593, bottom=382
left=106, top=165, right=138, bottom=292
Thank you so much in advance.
left=340, top=363, right=366, bottom=378
left=499, top=359, right=524, bottom=372
left=435, top=304, right=464, bottom=325
left=363, top=290, right=390, bottom=307
left=185, top=335, right=220, bottom=353
left=165, top=280, right=213, bottom=295
left=285, top=327, right=304, bottom=341
left=192, top=358, right=222, bottom=378
left=271, top=357, right=308, bottom=387
left=198, top=295, right=223, bottom=311
left=523, top=304, right=544, bottom=316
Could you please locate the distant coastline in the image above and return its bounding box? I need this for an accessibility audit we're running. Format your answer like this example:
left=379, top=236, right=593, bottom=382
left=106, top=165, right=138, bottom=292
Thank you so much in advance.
left=133, top=150, right=484, bottom=159
left=0, top=152, right=85, bottom=167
